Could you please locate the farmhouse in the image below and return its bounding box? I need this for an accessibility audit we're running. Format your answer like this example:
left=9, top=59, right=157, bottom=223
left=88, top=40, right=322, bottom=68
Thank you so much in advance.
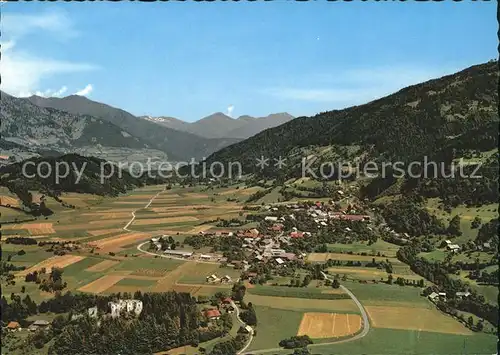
left=275, top=258, right=285, bottom=266
left=108, top=299, right=143, bottom=318
left=206, top=274, right=219, bottom=283
left=428, top=292, right=439, bottom=302
left=438, top=292, right=447, bottom=301
left=6, top=321, right=21, bottom=332
left=221, top=275, right=233, bottom=283
left=163, top=250, right=193, bottom=258
left=279, top=252, right=297, bottom=261
left=204, top=309, right=221, bottom=320
left=265, top=216, right=278, bottom=222
left=446, top=244, right=460, bottom=252
left=240, top=325, right=254, bottom=335
left=455, top=291, right=471, bottom=299
left=268, top=223, right=284, bottom=232
left=200, top=254, right=212, bottom=260
left=32, top=320, right=50, bottom=328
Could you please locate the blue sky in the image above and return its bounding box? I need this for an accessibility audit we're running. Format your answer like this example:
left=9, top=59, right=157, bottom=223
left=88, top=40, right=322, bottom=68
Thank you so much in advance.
left=1, top=2, right=497, bottom=122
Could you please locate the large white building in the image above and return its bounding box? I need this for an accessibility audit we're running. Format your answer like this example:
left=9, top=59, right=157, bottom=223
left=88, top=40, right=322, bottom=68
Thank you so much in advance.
left=108, top=299, right=143, bottom=318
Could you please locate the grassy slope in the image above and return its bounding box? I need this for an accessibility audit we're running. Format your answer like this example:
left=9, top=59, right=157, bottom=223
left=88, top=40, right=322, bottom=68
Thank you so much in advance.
left=275, top=328, right=497, bottom=355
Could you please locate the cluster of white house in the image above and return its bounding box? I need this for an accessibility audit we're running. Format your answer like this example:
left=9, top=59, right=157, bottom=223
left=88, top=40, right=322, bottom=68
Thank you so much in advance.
left=206, top=274, right=234, bottom=284
left=74, top=300, right=143, bottom=321
left=428, top=291, right=472, bottom=302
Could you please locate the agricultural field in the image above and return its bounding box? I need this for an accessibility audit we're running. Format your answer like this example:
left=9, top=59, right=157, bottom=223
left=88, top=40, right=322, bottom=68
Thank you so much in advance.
left=308, top=252, right=403, bottom=263
left=365, top=306, right=472, bottom=335
left=326, top=239, right=400, bottom=257
left=297, top=312, right=362, bottom=339
left=273, top=328, right=497, bottom=355
left=341, top=281, right=430, bottom=305
left=244, top=294, right=360, bottom=314
left=325, top=266, right=424, bottom=282
left=248, top=285, right=352, bottom=301
left=246, top=306, right=305, bottom=352
left=2, top=182, right=497, bottom=355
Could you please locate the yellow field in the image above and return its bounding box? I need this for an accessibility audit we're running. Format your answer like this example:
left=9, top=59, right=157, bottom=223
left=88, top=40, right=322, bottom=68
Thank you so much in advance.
left=297, top=313, right=362, bottom=338
left=0, top=195, right=19, bottom=206
left=92, top=232, right=151, bottom=251
left=365, top=306, right=472, bottom=335
left=112, top=201, right=150, bottom=205
left=150, top=205, right=212, bottom=212
left=244, top=294, right=359, bottom=313
left=18, top=222, right=55, bottom=235
left=88, top=219, right=129, bottom=226
left=132, top=216, right=198, bottom=225
left=78, top=275, right=125, bottom=294
left=82, top=212, right=132, bottom=219
left=153, top=262, right=201, bottom=292
left=88, top=228, right=123, bottom=237
left=187, top=225, right=214, bottom=234
left=85, top=260, right=120, bottom=272
left=16, top=255, right=85, bottom=276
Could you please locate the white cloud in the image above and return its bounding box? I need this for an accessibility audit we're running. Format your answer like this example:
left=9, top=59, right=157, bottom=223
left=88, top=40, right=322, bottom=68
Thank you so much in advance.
left=226, top=104, right=235, bottom=117
left=74, top=84, right=93, bottom=96
left=0, top=11, right=97, bottom=97
left=2, top=10, right=78, bottom=40
left=53, top=86, right=68, bottom=97
left=29, top=86, right=68, bottom=98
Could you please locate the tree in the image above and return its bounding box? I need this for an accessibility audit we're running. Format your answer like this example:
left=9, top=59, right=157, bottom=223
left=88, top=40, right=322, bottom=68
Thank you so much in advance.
left=50, top=268, right=63, bottom=283
left=447, top=215, right=462, bottom=236
left=476, top=319, right=484, bottom=331
left=471, top=216, right=482, bottom=229
left=241, top=304, right=257, bottom=326
left=467, top=316, right=474, bottom=328
left=387, top=274, right=393, bottom=285
left=301, top=275, right=311, bottom=288
left=232, top=283, right=246, bottom=302
left=279, top=335, right=313, bottom=349
left=332, top=279, right=340, bottom=289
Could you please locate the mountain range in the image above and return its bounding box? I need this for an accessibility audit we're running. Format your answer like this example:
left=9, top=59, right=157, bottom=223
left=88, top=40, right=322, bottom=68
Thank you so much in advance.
left=140, top=112, right=294, bottom=139
left=23, top=94, right=243, bottom=162
left=0, top=92, right=171, bottom=164
left=2, top=94, right=292, bottom=162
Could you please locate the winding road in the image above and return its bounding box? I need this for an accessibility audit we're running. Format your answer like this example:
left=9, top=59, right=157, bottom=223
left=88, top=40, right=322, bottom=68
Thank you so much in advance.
left=239, top=273, right=371, bottom=355
left=123, top=189, right=165, bottom=232
left=129, top=189, right=371, bottom=354
left=232, top=300, right=254, bottom=355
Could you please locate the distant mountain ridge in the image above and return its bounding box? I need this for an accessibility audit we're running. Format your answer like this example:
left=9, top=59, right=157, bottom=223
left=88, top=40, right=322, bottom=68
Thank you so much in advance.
left=140, top=112, right=294, bottom=139
left=26, top=95, right=240, bottom=161
left=0, top=92, right=172, bottom=164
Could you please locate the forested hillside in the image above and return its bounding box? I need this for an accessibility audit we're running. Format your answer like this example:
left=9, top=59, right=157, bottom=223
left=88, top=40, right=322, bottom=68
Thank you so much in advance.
left=0, top=154, right=155, bottom=201
left=202, top=62, right=498, bottom=177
